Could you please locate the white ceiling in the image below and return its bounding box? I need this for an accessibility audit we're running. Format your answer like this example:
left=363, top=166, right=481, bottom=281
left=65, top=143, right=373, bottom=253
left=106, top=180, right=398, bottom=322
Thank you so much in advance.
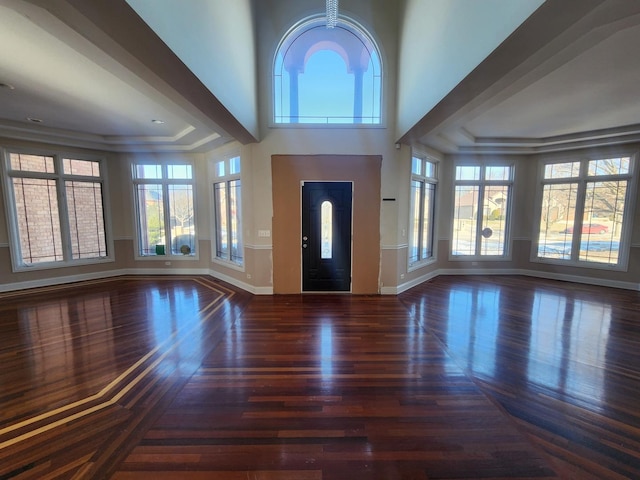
left=1, top=0, right=640, bottom=155
left=0, top=0, right=254, bottom=153
left=401, top=0, right=640, bottom=154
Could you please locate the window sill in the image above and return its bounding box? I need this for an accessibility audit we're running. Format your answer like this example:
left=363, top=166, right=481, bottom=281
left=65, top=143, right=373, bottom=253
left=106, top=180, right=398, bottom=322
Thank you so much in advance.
left=212, top=257, right=244, bottom=272
left=135, top=254, right=200, bottom=261
left=408, top=257, right=437, bottom=272
left=11, top=256, right=114, bottom=273
left=269, top=122, right=386, bottom=130
left=448, top=255, right=513, bottom=262
left=530, top=256, right=628, bottom=272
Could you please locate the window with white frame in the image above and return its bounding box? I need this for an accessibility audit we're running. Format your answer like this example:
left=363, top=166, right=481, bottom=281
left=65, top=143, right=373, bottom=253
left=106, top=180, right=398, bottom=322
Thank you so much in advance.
left=2, top=150, right=110, bottom=270
left=132, top=162, right=196, bottom=257
left=534, top=155, right=636, bottom=268
left=452, top=164, right=513, bottom=257
left=273, top=16, right=382, bottom=125
left=409, top=154, right=437, bottom=266
left=213, top=155, right=243, bottom=265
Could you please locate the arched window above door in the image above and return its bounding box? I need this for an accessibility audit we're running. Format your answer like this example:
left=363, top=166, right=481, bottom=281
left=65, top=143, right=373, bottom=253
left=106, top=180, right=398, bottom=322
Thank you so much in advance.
left=274, top=16, right=382, bottom=125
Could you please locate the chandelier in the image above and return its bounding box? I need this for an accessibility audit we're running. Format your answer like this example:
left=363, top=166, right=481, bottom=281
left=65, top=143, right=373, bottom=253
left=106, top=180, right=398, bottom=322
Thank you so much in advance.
left=326, top=0, right=338, bottom=28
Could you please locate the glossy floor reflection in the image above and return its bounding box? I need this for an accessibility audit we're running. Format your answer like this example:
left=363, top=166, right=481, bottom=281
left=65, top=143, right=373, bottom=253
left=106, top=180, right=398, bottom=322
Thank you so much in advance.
left=116, top=294, right=558, bottom=479
left=0, top=278, right=220, bottom=427
left=0, top=276, right=248, bottom=479
left=401, top=275, right=640, bottom=479
left=2, top=275, right=639, bottom=479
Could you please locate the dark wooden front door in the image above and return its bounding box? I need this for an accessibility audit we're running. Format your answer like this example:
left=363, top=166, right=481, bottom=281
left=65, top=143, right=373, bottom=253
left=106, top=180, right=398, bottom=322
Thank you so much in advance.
left=302, top=182, right=352, bottom=291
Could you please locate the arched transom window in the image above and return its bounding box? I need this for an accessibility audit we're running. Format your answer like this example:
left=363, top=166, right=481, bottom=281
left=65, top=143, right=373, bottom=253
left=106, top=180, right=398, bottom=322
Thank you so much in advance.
left=274, top=16, right=382, bottom=124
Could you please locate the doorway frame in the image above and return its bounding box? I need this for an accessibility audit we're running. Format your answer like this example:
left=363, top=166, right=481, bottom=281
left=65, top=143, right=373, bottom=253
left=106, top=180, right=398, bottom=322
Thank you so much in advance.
left=301, top=180, right=353, bottom=293
left=271, top=155, right=381, bottom=294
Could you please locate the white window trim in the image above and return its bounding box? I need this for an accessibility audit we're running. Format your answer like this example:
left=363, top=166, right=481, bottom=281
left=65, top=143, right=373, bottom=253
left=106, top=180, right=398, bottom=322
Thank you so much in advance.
left=271, top=14, right=385, bottom=129
left=1, top=147, right=114, bottom=272
left=449, top=160, right=515, bottom=261
left=408, top=151, right=438, bottom=271
left=131, top=159, right=199, bottom=261
left=530, top=150, right=638, bottom=271
left=210, top=151, right=244, bottom=269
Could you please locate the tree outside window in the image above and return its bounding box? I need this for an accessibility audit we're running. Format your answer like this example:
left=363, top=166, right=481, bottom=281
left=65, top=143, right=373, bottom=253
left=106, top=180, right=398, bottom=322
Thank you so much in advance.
left=132, top=163, right=196, bottom=257
left=452, top=164, right=513, bottom=257
left=213, top=156, right=243, bottom=266
left=409, top=155, right=437, bottom=266
left=535, top=156, right=634, bottom=267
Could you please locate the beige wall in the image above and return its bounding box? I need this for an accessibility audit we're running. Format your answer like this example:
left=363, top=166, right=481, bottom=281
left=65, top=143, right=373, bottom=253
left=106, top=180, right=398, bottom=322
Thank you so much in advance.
left=1, top=1, right=640, bottom=294
left=271, top=155, right=381, bottom=294
left=403, top=148, right=640, bottom=290
left=1, top=138, right=640, bottom=293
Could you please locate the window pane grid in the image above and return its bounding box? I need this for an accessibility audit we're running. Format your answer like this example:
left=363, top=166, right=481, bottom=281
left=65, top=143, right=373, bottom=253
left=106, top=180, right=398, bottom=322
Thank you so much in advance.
left=229, top=156, right=241, bottom=175
left=10, top=153, right=55, bottom=173
left=63, top=158, right=100, bottom=177
left=536, top=156, right=633, bottom=267
left=66, top=181, right=107, bottom=259
left=213, top=179, right=243, bottom=265
left=229, top=180, right=243, bottom=263
left=588, top=157, right=630, bottom=177
left=578, top=180, right=626, bottom=265
left=136, top=184, right=164, bottom=256
left=409, top=180, right=422, bottom=264
left=452, top=165, right=512, bottom=257
left=480, top=185, right=509, bottom=256
left=214, top=182, right=228, bottom=259
left=132, top=163, right=196, bottom=257
left=5, top=152, right=109, bottom=268
left=410, top=155, right=437, bottom=266
left=544, top=161, right=580, bottom=179
left=274, top=19, right=381, bottom=125
left=456, top=166, right=481, bottom=181
left=537, top=183, right=577, bottom=260
left=134, top=164, right=162, bottom=179
left=168, top=184, right=195, bottom=255
left=12, top=177, right=64, bottom=264
left=409, top=176, right=436, bottom=265
left=421, top=183, right=435, bottom=259
left=167, top=164, right=193, bottom=180
left=452, top=186, right=479, bottom=256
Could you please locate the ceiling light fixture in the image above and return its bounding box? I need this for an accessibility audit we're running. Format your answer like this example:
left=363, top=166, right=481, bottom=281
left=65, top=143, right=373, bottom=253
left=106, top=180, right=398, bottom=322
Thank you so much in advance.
left=151, top=119, right=165, bottom=124
left=26, top=117, right=43, bottom=123
left=326, top=0, right=338, bottom=28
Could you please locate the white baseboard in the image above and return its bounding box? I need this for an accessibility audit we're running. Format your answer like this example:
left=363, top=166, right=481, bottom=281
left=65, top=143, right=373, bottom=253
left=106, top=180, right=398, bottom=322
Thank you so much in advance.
left=390, top=267, right=639, bottom=294
left=0, top=269, right=128, bottom=293
left=1, top=267, right=636, bottom=295
left=382, top=269, right=440, bottom=295
left=0, top=267, right=274, bottom=295
left=517, top=268, right=639, bottom=291
left=207, top=269, right=273, bottom=294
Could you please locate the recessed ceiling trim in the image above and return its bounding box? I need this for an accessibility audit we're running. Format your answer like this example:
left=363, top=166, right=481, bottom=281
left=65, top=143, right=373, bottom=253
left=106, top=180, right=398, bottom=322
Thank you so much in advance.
left=472, top=123, right=640, bottom=147
left=102, top=126, right=198, bottom=143
left=433, top=132, right=460, bottom=150
left=401, top=0, right=640, bottom=154
left=456, top=132, right=640, bottom=155
left=0, top=120, right=221, bottom=153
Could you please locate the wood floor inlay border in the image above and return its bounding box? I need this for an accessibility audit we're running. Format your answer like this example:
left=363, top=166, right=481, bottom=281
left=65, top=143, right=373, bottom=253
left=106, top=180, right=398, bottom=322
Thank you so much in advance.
left=0, top=275, right=245, bottom=479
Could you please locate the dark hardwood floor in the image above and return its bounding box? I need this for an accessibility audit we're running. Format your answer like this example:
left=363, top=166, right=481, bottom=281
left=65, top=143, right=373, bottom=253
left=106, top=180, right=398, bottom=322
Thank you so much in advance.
left=0, top=275, right=638, bottom=479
